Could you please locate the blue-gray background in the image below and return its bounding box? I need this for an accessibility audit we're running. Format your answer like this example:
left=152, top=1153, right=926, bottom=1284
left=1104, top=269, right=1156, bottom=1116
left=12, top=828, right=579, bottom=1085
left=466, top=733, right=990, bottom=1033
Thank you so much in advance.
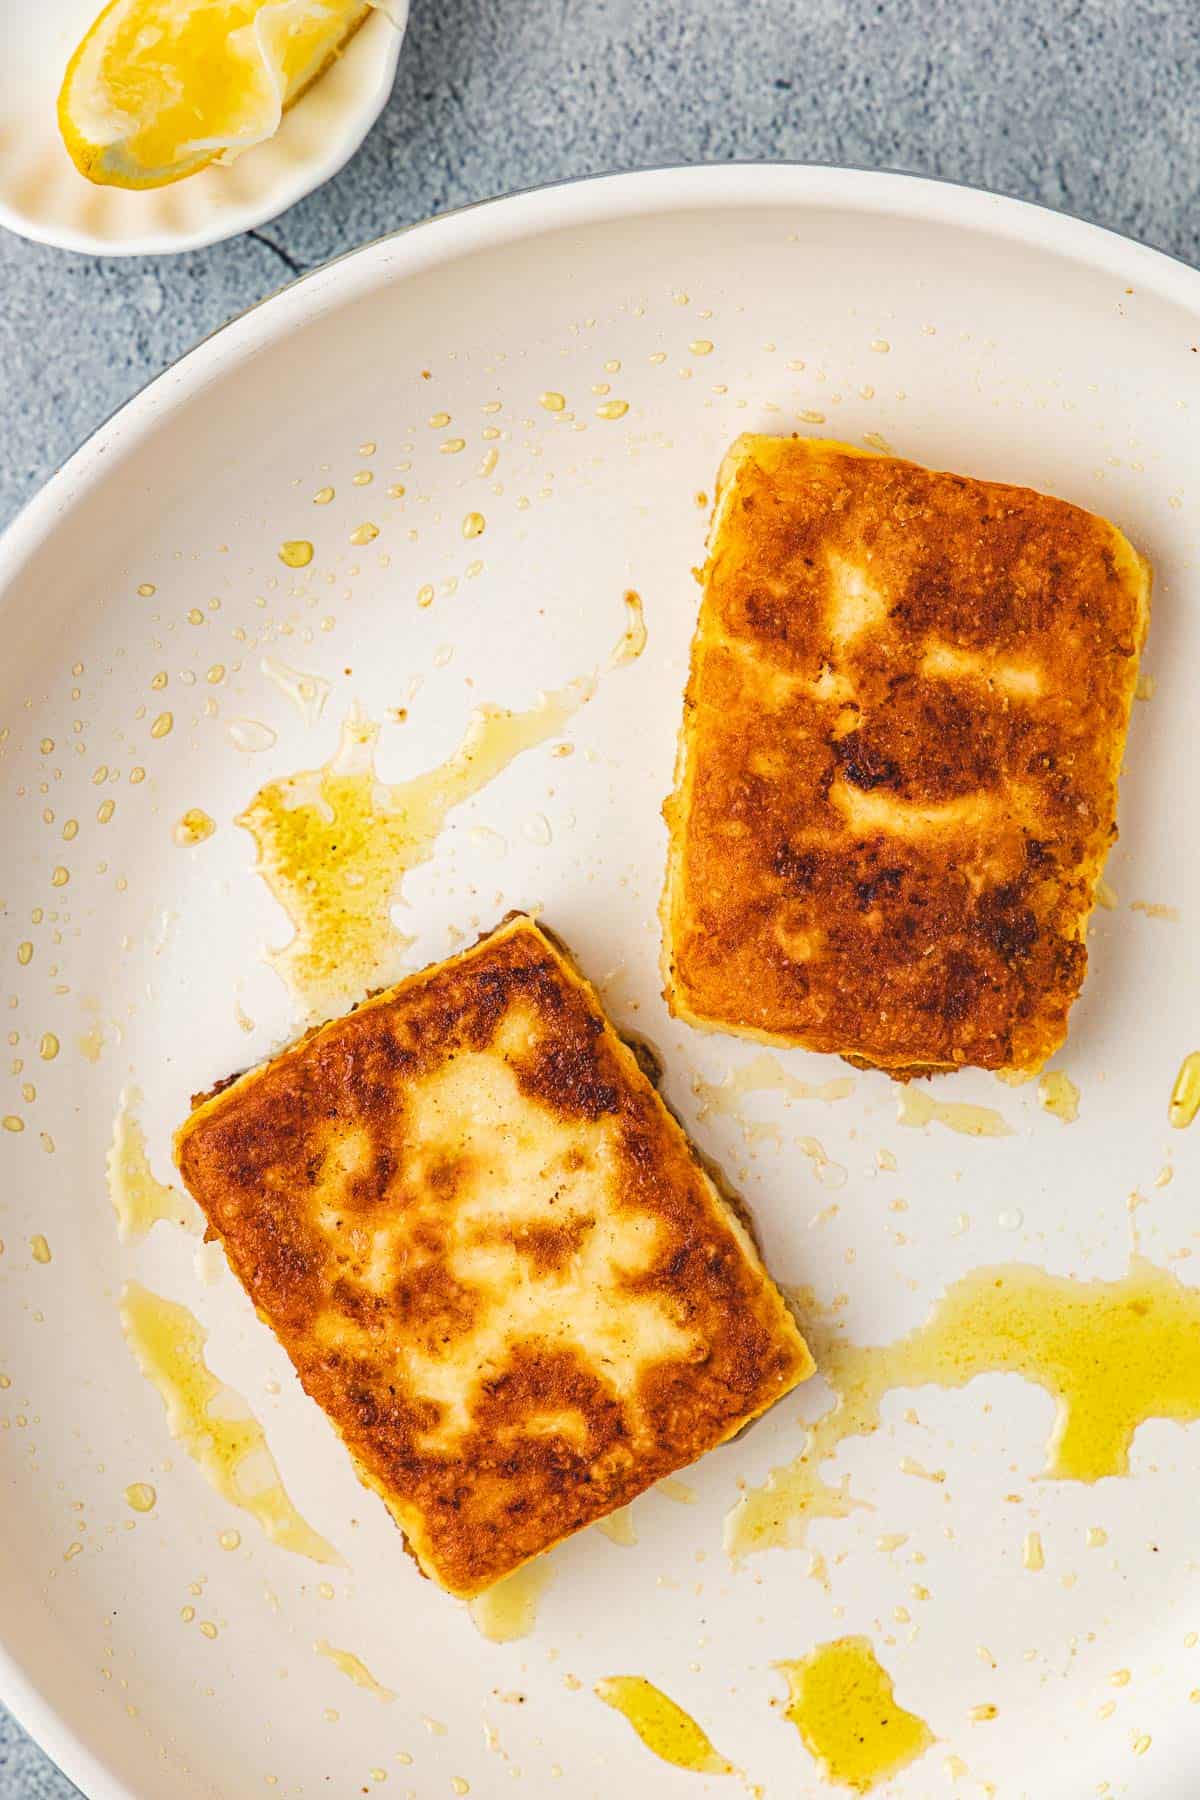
left=2, top=0, right=1198, bottom=1787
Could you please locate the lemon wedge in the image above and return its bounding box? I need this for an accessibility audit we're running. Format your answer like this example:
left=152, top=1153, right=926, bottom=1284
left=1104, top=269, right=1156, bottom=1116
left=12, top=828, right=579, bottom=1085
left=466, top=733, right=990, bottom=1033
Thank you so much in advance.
left=58, top=0, right=378, bottom=190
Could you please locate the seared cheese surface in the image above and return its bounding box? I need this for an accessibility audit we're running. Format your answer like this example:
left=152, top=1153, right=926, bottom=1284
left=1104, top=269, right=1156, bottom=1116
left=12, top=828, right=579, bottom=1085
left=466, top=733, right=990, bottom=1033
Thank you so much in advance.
left=175, top=916, right=811, bottom=1596
left=662, top=436, right=1151, bottom=1075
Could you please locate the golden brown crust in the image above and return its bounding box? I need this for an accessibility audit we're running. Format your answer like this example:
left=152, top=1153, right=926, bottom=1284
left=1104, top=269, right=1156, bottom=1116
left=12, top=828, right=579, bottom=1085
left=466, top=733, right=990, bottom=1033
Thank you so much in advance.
left=174, top=915, right=812, bottom=1597
left=662, top=436, right=1151, bottom=1076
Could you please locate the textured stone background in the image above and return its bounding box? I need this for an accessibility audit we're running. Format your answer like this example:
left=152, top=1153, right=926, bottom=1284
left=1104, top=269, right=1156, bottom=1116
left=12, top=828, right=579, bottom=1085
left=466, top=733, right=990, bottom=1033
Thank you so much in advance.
left=2, top=0, right=1198, bottom=1787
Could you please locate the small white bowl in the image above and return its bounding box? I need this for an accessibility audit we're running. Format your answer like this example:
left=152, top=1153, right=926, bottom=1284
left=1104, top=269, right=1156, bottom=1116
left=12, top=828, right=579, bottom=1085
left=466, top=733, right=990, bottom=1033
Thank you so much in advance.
left=0, top=0, right=407, bottom=256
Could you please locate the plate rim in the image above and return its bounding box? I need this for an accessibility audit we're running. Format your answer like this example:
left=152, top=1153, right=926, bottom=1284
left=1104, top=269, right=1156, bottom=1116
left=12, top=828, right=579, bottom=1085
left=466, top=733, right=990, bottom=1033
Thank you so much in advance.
left=2, top=157, right=1199, bottom=1800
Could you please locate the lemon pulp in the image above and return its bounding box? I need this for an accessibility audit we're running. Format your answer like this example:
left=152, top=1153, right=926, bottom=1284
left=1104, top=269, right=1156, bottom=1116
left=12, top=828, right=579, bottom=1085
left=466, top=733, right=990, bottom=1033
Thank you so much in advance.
left=59, top=0, right=380, bottom=189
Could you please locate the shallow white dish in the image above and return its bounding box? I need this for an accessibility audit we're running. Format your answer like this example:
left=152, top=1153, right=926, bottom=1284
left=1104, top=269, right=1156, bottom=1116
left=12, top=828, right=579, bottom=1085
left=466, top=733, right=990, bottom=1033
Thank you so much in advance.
left=0, top=164, right=1198, bottom=1799
left=0, top=0, right=406, bottom=256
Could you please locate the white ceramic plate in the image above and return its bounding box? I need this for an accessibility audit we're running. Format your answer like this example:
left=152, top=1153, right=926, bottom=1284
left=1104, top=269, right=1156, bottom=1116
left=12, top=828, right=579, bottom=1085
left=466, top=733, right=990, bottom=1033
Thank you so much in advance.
left=0, top=0, right=406, bottom=256
left=1, top=166, right=1197, bottom=1800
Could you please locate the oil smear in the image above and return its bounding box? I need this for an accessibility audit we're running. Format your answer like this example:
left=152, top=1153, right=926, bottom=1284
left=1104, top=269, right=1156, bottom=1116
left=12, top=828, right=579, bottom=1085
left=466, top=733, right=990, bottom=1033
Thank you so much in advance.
left=596, top=1503, right=638, bottom=1547
left=468, top=1558, right=554, bottom=1643
left=240, top=681, right=595, bottom=1015
left=896, top=1085, right=1010, bottom=1138
left=1038, top=1070, right=1079, bottom=1124
left=120, top=1282, right=340, bottom=1563
left=694, top=1051, right=854, bottom=1122
left=594, top=1676, right=733, bottom=1775
left=1169, top=1052, right=1200, bottom=1129
left=314, top=1640, right=394, bottom=1701
left=726, top=1257, right=1200, bottom=1562
left=260, top=656, right=331, bottom=728
left=776, top=1637, right=933, bottom=1793
left=611, top=590, right=647, bottom=666
left=108, top=1087, right=197, bottom=1243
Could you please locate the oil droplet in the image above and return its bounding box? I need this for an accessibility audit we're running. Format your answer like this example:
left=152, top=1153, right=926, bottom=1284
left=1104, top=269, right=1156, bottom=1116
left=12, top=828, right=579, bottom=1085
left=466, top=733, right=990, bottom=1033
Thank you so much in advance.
left=428, top=411, right=451, bottom=428
left=173, top=809, right=216, bottom=848
left=120, top=1282, right=340, bottom=1563
left=314, top=1640, right=394, bottom=1701
left=206, top=665, right=226, bottom=686
left=239, top=679, right=596, bottom=1014
left=416, top=583, right=434, bottom=607
left=17, top=942, right=32, bottom=966
left=313, top=487, right=334, bottom=505
left=1038, top=1070, right=1079, bottom=1123
left=800, top=409, right=827, bottom=425
left=693, top=1051, right=853, bottom=1121
left=595, top=400, right=629, bottom=420
left=279, top=541, right=314, bottom=569
left=353, top=468, right=374, bottom=484
left=50, top=866, right=69, bottom=887
left=260, top=657, right=331, bottom=728
left=124, top=1482, right=156, bottom=1513
left=3, top=1114, right=24, bottom=1134
left=539, top=392, right=566, bottom=412
left=349, top=522, right=379, bottom=546
left=219, top=1529, right=241, bottom=1551
left=726, top=1257, right=1200, bottom=1562
left=594, top=1676, right=732, bottom=1775
left=137, top=583, right=156, bottom=597
left=39, top=1034, right=59, bottom=1062
left=462, top=511, right=486, bottom=539
left=468, top=1559, right=553, bottom=1643
left=199, top=1621, right=218, bottom=1639
left=78, top=1024, right=104, bottom=1063
left=969, top=1703, right=998, bottom=1722
left=451, top=1782, right=469, bottom=1797
left=30, top=1234, right=51, bottom=1263
left=776, top=1638, right=932, bottom=1793
left=896, top=1086, right=1010, bottom=1138
left=439, top=438, right=466, bottom=455
left=610, top=589, right=648, bottom=667
left=228, top=719, right=278, bottom=754
left=1022, top=1531, right=1045, bottom=1571
left=63, top=1542, right=83, bottom=1561
left=870, top=339, right=891, bottom=353
left=1086, top=1526, right=1108, bottom=1548
left=150, top=712, right=173, bottom=740
left=1169, top=1052, right=1200, bottom=1128
left=387, top=482, right=406, bottom=499
left=688, top=340, right=714, bottom=356
left=596, top=1505, right=638, bottom=1547
left=1095, top=876, right=1119, bottom=910
left=318, top=1581, right=335, bottom=1599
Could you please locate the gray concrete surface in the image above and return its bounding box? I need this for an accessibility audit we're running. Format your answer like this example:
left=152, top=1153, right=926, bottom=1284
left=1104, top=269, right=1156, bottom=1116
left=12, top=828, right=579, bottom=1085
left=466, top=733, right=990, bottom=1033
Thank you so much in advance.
left=2, top=0, right=1198, bottom=1788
